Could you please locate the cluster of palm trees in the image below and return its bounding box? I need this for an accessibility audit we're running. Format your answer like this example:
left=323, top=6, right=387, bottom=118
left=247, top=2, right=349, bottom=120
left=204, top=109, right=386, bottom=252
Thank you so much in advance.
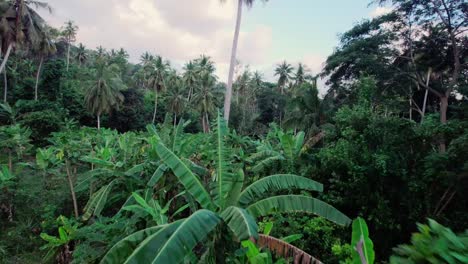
left=132, top=54, right=222, bottom=132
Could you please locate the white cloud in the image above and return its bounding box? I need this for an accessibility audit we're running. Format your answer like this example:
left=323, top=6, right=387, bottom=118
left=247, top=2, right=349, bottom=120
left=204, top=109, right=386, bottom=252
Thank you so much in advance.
left=370, top=6, right=392, bottom=18
left=40, top=0, right=272, bottom=81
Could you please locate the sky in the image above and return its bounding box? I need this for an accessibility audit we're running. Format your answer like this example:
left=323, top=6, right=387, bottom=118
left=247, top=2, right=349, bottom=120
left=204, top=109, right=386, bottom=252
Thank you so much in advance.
left=39, top=0, right=391, bottom=93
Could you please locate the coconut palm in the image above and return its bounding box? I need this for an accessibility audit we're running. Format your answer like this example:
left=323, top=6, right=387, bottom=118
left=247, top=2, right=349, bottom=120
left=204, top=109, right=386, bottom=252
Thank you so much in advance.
left=274, top=61, right=294, bottom=94
left=75, top=43, right=87, bottom=67
left=182, top=60, right=197, bottom=101
left=146, top=55, right=169, bottom=123
left=294, top=63, right=309, bottom=87
left=0, top=0, right=51, bottom=102
left=100, top=112, right=350, bottom=263
left=192, top=73, right=219, bottom=133
left=61, top=20, right=78, bottom=71
left=84, top=62, right=125, bottom=129
left=221, top=0, right=269, bottom=123
left=194, top=54, right=215, bottom=75
left=34, top=27, right=56, bottom=100
left=167, top=77, right=186, bottom=127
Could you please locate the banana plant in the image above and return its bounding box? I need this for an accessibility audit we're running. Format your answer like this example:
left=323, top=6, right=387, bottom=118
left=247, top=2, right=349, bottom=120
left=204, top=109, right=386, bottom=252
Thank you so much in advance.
left=100, top=112, right=351, bottom=263
left=122, top=191, right=189, bottom=226
left=249, top=126, right=305, bottom=174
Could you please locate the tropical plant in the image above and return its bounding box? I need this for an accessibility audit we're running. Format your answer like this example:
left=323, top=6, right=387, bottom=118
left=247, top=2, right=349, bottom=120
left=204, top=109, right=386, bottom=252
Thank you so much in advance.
left=390, top=219, right=468, bottom=264
left=75, top=43, right=87, bottom=67
left=249, top=126, right=305, bottom=174
left=84, top=61, right=125, bottom=129
left=34, top=26, right=56, bottom=100
left=191, top=72, right=220, bottom=133
left=275, top=61, right=294, bottom=94
left=221, top=0, right=269, bottom=123
left=0, top=0, right=52, bottom=101
left=100, top=112, right=350, bottom=263
left=40, top=215, right=79, bottom=263
left=351, top=217, right=375, bottom=264
left=61, top=20, right=78, bottom=71
left=146, top=55, right=169, bottom=123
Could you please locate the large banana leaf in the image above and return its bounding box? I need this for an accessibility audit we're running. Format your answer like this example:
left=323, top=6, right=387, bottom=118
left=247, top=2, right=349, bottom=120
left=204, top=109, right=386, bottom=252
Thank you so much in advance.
left=100, top=225, right=169, bottom=264
left=251, top=156, right=285, bottom=173
left=213, top=111, right=235, bottom=209
left=155, top=142, right=214, bottom=210
left=294, top=131, right=305, bottom=154
left=172, top=119, right=185, bottom=153
left=147, top=164, right=167, bottom=187
left=220, top=206, right=258, bottom=241
left=247, top=195, right=351, bottom=226
left=351, top=217, right=374, bottom=264
left=82, top=181, right=115, bottom=221
left=238, top=174, right=324, bottom=206
left=225, top=169, right=245, bottom=207
left=126, top=210, right=221, bottom=264
left=279, top=132, right=295, bottom=161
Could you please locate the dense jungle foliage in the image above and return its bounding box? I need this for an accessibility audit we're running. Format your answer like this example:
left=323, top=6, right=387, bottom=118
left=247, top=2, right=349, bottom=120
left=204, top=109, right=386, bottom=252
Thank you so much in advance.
left=0, top=0, right=467, bottom=263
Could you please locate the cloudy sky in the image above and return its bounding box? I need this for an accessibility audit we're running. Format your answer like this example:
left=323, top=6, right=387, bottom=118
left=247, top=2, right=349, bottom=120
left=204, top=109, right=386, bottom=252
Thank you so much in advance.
left=39, top=0, right=390, bottom=92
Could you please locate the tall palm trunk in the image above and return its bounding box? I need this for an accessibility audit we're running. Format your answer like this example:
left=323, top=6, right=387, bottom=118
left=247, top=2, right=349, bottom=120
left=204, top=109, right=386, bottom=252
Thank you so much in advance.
left=97, top=114, right=101, bottom=130
left=152, top=91, right=158, bottom=123
left=34, top=56, right=44, bottom=101
left=224, top=0, right=243, bottom=123
left=66, top=42, right=71, bottom=71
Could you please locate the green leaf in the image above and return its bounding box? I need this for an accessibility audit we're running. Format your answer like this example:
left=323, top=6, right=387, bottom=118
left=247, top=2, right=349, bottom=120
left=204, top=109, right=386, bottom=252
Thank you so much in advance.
left=281, top=234, right=303, bottom=243
left=82, top=181, right=115, bottom=221
left=221, top=206, right=258, bottom=241
left=351, top=217, right=375, bottom=264
left=263, top=222, right=273, bottom=236
left=147, top=164, right=167, bottom=187
left=214, top=110, right=235, bottom=209
left=125, top=164, right=145, bottom=176
left=247, top=195, right=351, bottom=226
left=80, top=156, right=115, bottom=167
left=125, top=210, right=221, bottom=264
left=155, top=141, right=214, bottom=210
left=225, top=169, right=245, bottom=207
left=100, top=225, right=171, bottom=264
left=172, top=118, right=184, bottom=153
left=294, top=131, right=305, bottom=154
left=238, top=174, right=323, bottom=206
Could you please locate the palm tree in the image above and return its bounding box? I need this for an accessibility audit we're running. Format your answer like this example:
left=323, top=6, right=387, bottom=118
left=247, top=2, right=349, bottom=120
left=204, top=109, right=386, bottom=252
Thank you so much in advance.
left=75, top=43, right=87, bottom=67
left=101, top=113, right=350, bottom=263
left=61, top=20, right=78, bottom=72
left=194, top=54, right=215, bottom=75
left=294, top=63, right=308, bottom=87
left=0, top=0, right=51, bottom=102
left=146, top=55, right=169, bottom=123
left=274, top=61, right=294, bottom=94
left=34, top=27, right=56, bottom=100
left=182, top=60, right=197, bottom=101
left=84, top=62, right=125, bottom=129
left=167, top=78, right=186, bottom=127
left=221, top=0, right=268, bottom=123
left=192, top=73, right=218, bottom=133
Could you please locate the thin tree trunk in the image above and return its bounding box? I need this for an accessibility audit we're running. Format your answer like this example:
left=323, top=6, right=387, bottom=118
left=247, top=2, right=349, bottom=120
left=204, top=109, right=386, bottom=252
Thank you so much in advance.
left=174, top=113, right=177, bottom=128
left=409, top=97, right=412, bottom=121
left=421, top=68, right=432, bottom=122
left=152, top=92, right=158, bottom=123
left=8, top=150, right=12, bottom=171
left=205, top=112, right=210, bottom=133
left=201, top=115, right=206, bottom=133
left=35, top=56, right=44, bottom=101
left=439, top=96, right=448, bottom=152
left=97, top=114, right=101, bottom=130
left=224, top=0, right=243, bottom=123
left=65, top=160, right=79, bottom=218
left=66, top=42, right=71, bottom=71
left=3, top=68, right=7, bottom=103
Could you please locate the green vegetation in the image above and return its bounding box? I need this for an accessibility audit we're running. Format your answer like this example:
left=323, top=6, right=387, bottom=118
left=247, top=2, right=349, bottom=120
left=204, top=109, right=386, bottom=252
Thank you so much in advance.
left=0, top=0, right=466, bottom=263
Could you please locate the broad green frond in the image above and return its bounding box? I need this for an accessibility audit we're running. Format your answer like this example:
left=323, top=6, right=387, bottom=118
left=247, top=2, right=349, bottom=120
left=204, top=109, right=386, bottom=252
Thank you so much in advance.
left=247, top=195, right=351, bottom=226
left=126, top=210, right=221, bottom=264
left=251, top=156, right=285, bottom=173
left=213, top=111, right=235, bottom=209
left=155, top=141, right=214, bottom=210
left=82, top=181, right=115, bottom=221
left=238, top=174, right=323, bottom=206
left=100, top=225, right=168, bottom=264
left=221, top=206, right=258, bottom=241
left=294, top=131, right=305, bottom=154
left=225, top=169, right=245, bottom=207
left=147, top=164, right=167, bottom=187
